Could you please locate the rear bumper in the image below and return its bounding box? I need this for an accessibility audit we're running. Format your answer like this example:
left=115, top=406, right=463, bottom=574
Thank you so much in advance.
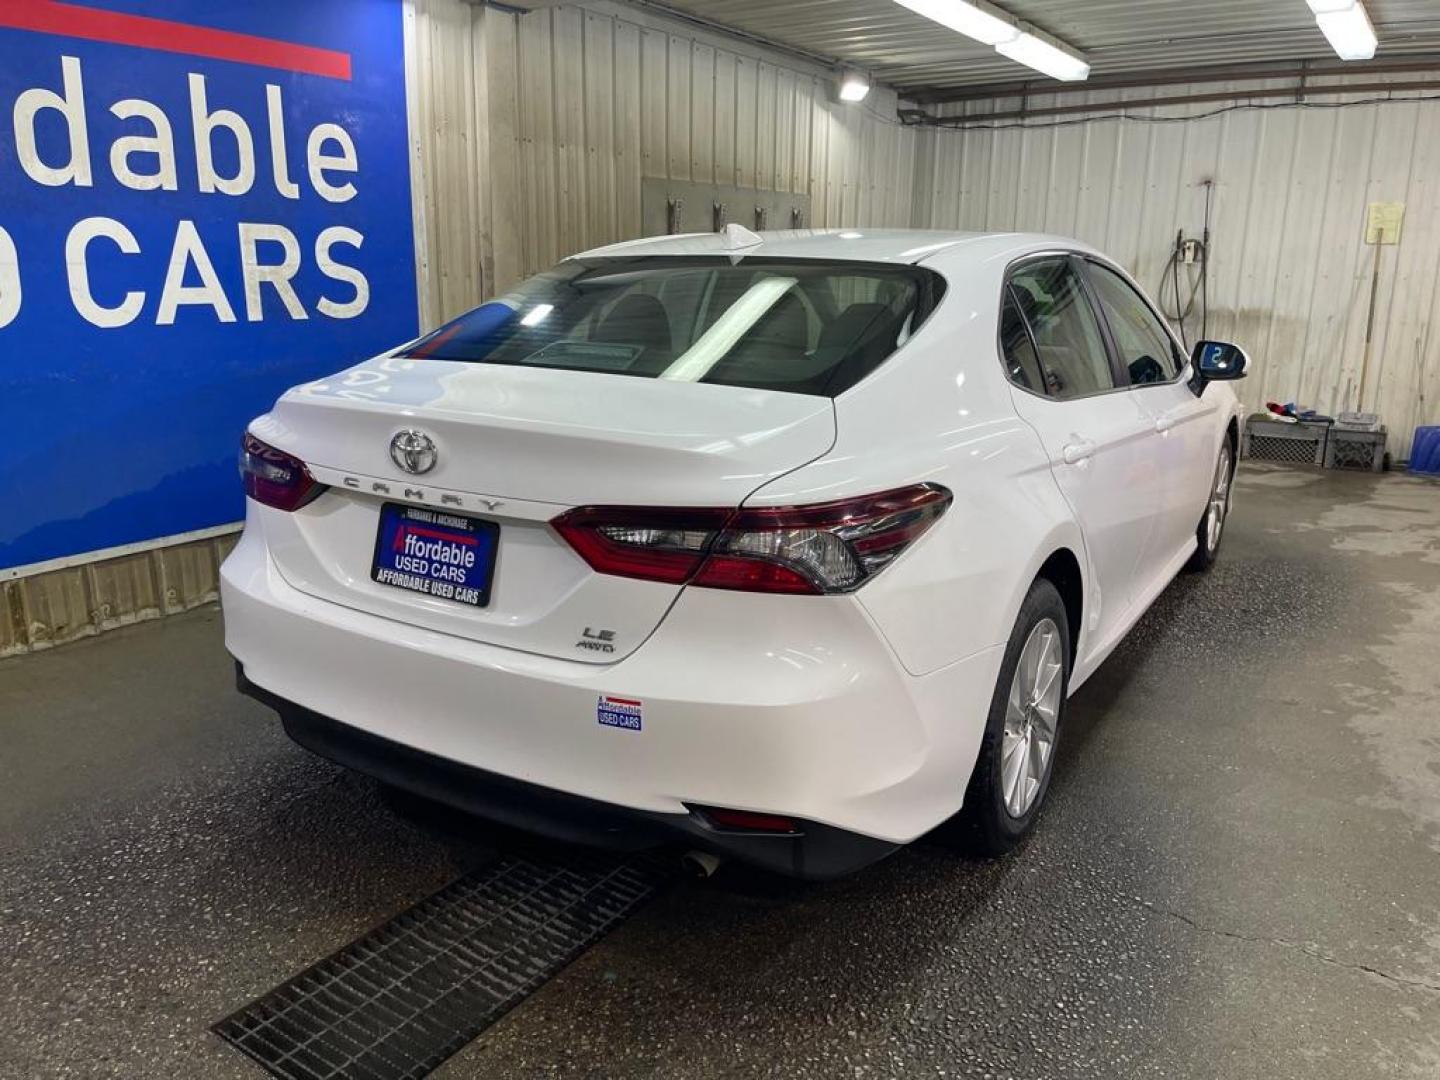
left=238, top=664, right=896, bottom=878
left=221, top=522, right=1004, bottom=876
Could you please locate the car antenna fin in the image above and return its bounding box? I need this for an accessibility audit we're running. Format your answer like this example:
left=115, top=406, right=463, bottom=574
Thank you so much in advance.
left=722, top=223, right=763, bottom=251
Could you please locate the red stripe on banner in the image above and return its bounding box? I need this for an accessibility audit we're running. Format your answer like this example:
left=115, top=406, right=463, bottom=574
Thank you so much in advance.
left=407, top=526, right=478, bottom=546
left=604, top=697, right=642, bottom=707
left=0, top=1, right=352, bottom=80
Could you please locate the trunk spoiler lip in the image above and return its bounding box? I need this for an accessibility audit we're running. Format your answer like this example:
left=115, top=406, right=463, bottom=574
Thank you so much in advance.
left=280, top=358, right=838, bottom=416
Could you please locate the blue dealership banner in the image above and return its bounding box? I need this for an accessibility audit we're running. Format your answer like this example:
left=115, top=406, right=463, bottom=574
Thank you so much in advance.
left=0, top=0, right=418, bottom=570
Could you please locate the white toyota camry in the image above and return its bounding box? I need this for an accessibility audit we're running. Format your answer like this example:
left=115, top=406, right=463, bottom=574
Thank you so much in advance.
left=223, top=228, right=1246, bottom=878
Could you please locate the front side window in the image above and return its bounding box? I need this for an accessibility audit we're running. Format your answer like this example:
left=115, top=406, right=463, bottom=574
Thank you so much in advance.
left=1007, top=258, right=1115, bottom=400
left=1085, top=262, right=1183, bottom=384
left=404, top=257, right=944, bottom=398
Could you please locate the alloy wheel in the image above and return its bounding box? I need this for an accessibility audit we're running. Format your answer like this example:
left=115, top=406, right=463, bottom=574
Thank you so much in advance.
left=1001, top=617, right=1063, bottom=817
left=1207, top=445, right=1232, bottom=553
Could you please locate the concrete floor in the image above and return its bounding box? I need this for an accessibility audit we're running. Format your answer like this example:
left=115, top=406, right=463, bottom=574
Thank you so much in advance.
left=3, top=462, right=1439, bottom=1079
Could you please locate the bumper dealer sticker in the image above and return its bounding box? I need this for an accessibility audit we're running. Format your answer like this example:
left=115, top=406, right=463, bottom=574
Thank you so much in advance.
left=597, top=696, right=642, bottom=731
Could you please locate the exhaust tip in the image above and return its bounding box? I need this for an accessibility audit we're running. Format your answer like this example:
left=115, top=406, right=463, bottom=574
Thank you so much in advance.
left=680, top=850, right=723, bottom=879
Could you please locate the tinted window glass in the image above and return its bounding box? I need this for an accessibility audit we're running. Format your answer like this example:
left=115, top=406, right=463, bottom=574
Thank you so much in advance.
left=1008, top=259, right=1114, bottom=399
left=827, top=273, right=912, bottom=311
left=1086, top=262, right=1182, bottom=384
left=1000, top=287, right=1045, bottom=392
left=404, top=257, right=942, bottom=398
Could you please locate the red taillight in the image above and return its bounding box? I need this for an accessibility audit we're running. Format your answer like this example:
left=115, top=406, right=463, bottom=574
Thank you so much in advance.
left=691, top=554, right=817, bottom=594
left=239, top=433, right=325, bottom=511
left=697, top=806, right=800, bottom=833
left=552, top=483, right=951, bottom=595
left=552, top=506, right=732, bottom=584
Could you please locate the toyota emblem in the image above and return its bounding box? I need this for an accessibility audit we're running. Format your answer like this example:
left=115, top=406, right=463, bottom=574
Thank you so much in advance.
left=389, top=429, right=438, bottom=475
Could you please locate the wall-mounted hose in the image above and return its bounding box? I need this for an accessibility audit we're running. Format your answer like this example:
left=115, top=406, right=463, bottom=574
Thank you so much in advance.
left=1160, top=179, right=1214, bottom=349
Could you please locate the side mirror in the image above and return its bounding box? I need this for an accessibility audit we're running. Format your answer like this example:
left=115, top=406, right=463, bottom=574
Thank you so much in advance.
left=1192, top=340, right=1249, bottom=381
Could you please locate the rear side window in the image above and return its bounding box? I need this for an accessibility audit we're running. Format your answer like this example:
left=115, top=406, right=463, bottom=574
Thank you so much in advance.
left=1085, top=262, right=1183, bottom=384
left=1007, top=258, right=1114, bottom=400
left=405, top=257, right=945, bottom=398
left=1000, top=288, right=1045, bottom=392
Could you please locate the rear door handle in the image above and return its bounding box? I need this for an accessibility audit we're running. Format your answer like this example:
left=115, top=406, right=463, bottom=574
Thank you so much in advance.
left=1154, top=413, right=1177, bottom=433
left=1061, top=439, right=1096, bottom=465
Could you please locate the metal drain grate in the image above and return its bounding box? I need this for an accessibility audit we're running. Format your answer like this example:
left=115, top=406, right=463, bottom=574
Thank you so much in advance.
left=214, top=852, right=674, bottom=1079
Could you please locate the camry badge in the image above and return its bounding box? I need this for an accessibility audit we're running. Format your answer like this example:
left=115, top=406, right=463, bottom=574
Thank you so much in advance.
left=389, top=429, right=438, bottom=475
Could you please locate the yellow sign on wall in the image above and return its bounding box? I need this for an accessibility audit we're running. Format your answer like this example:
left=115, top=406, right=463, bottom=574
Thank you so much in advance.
left=1366, top=202, right=1405, bottom=245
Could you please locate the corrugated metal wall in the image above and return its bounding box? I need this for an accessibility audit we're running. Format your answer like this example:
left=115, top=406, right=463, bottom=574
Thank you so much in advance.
left=919, top=78, right=1440, bottom=458
left=408, top=0, right=920, bottom=325
left=0, top=533, right=238, bottom=657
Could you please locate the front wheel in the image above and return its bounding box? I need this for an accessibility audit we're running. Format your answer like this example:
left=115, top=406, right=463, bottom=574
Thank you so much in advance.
left=954, top=578, right=1070, bottom=856
left=1187, top=440, right=1234, bottom=572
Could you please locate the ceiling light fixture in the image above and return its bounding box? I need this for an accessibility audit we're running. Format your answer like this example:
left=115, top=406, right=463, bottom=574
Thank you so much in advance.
left=891, top=0, right=1018, bottom=46
left=891, top=0, right=1089, bottom=83
left=1305, top=0, right=1377, bottom=61
left=838, top=70, right=872, bottom=103
left=996, top=29, right=1091, bottom=82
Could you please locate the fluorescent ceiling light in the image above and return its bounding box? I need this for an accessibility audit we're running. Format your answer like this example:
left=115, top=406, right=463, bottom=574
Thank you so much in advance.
left=1311, top=1, right=1377, bottom=60
left=892, top=0, right=1019, bottom=46
left=838, top=72, right=871, bottom=103
left=996, top=30, right=1091, bottom=82
left=1306, top=0, right=1355, bottom=12
left=894, top=0, right=1089, bottom=82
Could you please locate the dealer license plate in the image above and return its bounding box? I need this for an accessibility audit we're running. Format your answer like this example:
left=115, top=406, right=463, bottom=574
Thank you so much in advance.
left=371, top=502, right=499, bottom=608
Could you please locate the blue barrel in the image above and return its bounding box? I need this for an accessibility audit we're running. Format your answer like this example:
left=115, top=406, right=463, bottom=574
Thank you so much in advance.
left=1412, top=426, right=1440, bottom=475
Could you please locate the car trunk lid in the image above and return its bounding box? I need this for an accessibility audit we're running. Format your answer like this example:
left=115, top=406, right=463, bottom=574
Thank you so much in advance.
left=249, top=357, right=835, bottom=662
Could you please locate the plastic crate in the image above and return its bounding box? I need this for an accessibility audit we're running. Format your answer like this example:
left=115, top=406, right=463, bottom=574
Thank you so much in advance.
left=1242, top=418, right=1328, bottom=466
left=1325, top=426, right=1386, bottom=472
left=1337, top=411, right=1381, bottom=432
left=1411, top=426, right=1440, bottom=475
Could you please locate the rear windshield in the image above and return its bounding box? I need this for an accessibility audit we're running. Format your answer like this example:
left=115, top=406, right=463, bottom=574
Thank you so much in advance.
left=403, top=256, right=945, bottom=397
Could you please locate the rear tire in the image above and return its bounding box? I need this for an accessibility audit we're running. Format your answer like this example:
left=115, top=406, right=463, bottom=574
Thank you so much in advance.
left=1187, top=440, right=1234, bottom=572
left=954, top=578, right=1071, bottom=856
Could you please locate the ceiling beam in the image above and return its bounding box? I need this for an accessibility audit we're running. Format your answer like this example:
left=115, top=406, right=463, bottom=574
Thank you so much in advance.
left=906, top=53, right=1440, bottom=103
left=907, top=76, right=1440, bottom=126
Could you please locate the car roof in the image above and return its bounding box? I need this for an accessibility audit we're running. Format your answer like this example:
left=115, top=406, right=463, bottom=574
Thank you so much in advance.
left=571, top=228, right=1096, bottom=268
